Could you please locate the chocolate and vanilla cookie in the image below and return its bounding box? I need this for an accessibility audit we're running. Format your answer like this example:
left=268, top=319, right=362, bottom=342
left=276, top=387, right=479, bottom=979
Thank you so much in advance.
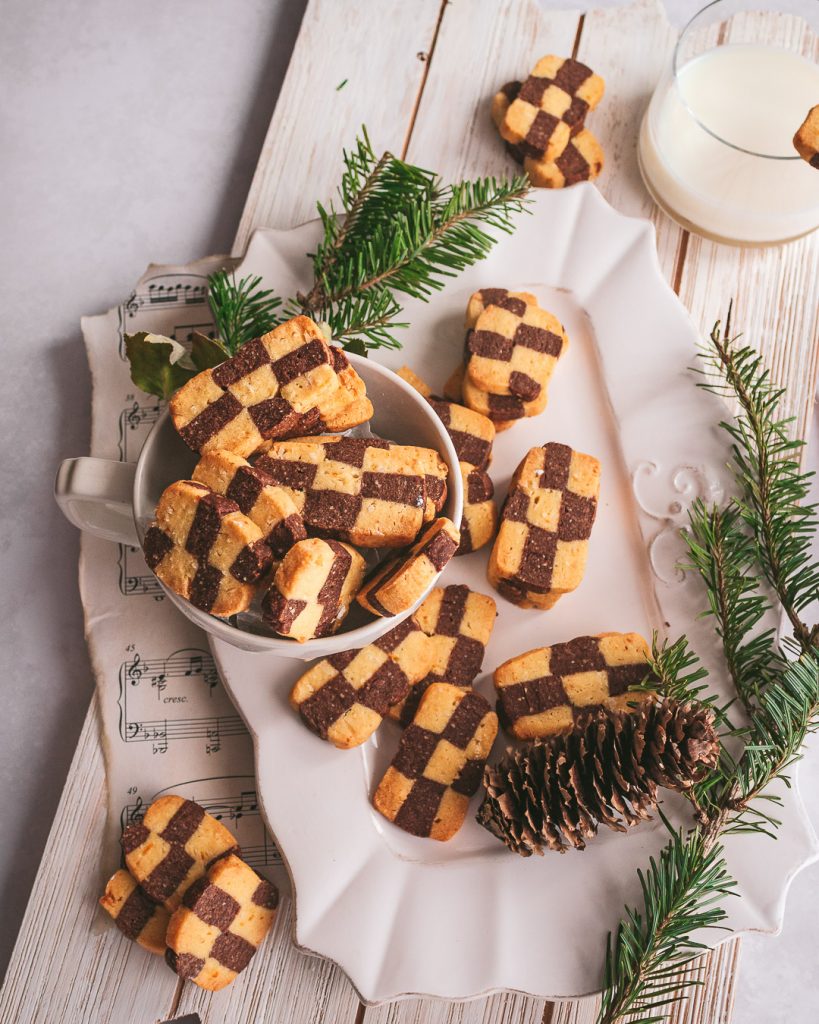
left=464, top=287, right=538, bottom=330
left=465, top=294, right=568, bottom=404
left=357, top=518, right=460, bottom=618
left=374, top=683, right=498, bottom=841
left=256, top=435, right=448, bottom=548
left=390, top=584, right=497, bottom=725
left=99, top=869, right=170, bottom=955
left=499, top=55, right=605, bottom=162
left=457, top=462, right=497, bottom=555
left=165, top=853, right=278, bottom=991
left=495, top=632, right=656, bottom=739
left=143, top=481, right=273, bottom=617
left=120, top=796, right=240, bottom=911
left=461, top=373, right=544, bottom=429
left=290, top=617, right=433, bottom=748
left=169, top=316, right=370, bottom=458
left=489, top=442, right=597, bottom=606
left=794, top=105, right=819, bottom=169
left=261, top=538, right=365, bottom=642
left=489, top=442, right=600, bottom=609
left=192, top=449, right=306, bottom=557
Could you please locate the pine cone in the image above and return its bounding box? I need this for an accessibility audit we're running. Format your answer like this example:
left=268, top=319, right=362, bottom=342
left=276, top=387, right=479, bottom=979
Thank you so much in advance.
left=477, top=698, right=719, bottom=855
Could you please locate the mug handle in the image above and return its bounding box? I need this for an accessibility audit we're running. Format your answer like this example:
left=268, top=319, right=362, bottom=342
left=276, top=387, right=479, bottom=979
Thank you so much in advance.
left=54, top=458, right=140, bottom=547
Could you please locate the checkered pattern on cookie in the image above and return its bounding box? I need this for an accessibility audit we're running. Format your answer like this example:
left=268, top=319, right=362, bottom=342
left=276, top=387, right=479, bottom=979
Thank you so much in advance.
left=464, top=287, right=538, bottom=330
left=397, top=366, right=496, bottom=470
left=457, top=463, right=497, bottom=555
left=261, top=537, right=365, bottom=642
left=256, top=435, right=448, bottom=548
left=143, top=481, right=273, bottom=617
left=100, top=869, right=170, bottom=955
left=165, top=852, right=278, bottom=991
left=488, top=443, right=600, bottom=609
left=357, top=518, right=460, bottom=618
left=390, top=584, right=497, bottom=725
left=374, top=683, right=498, bottom=841
left=290, top=617, right=434, bottom=748
left=170, top=317, right=371, bottom=457
left=495, top=632, right=657, bottom=739
left=523, top=129, right=604, bottom=188
left=794, top=105, right=819, bottom=168
left=192, top=449, right=306, bottom=557
left=461, top=373, right=541, bottom=427
left=120, top=796, right=240, bottom=911
left=499, top=56, right=604, bottom=162
left=466, top=296, right=568, bottom=403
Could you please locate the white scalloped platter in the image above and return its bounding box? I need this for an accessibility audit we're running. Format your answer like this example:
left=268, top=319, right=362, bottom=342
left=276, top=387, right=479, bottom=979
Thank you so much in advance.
left=212, top=185, right=818, bottom=1003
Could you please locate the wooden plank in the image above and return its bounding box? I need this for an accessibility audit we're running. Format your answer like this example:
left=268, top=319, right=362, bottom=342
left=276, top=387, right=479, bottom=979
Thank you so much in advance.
left=233, top=0, right=445, bottom=252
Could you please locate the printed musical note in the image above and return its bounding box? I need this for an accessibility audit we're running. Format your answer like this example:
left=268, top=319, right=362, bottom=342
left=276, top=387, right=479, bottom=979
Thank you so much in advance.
left=118, top=648, right=249, bottom=754
left=118, top=544, right=164, bottom=599
left=118, top=400, right=162, bottom=461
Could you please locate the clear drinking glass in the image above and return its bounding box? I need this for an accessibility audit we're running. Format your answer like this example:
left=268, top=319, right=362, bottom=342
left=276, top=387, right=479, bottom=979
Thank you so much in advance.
left=638, top=0, right=819, bottom=245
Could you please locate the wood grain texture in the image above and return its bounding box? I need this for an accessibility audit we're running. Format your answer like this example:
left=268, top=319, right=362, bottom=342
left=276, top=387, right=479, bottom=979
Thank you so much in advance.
left=2, top=0, right=815, bottom=1021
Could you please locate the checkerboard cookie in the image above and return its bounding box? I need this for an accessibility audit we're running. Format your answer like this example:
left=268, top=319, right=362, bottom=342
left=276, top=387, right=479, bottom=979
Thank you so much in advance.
left=466, top=295, right=568, bottom=403
left=495, top=632, right=656, bottom=739
left=464, top=287, right=538, bottom=330
left=357, top=518, right=460, bottom=617
left=290, top=617, right=433, bottom=748
left=457, top=462, right=497, bottom=555
left=120, top=796, right=240, bottom=911
left=374, top=683, right=498, bottom=840
left=261, top=537, right=365, bottom=642
left=192, top=449, right=306, bottom=557
left=499, top=56, right=604, bottom=162
left=99, top=869, right=170, bottom=955
left=165, top=853, right=278, bottom=991
left=489, top=442, right=600, bottom=609
left=462, top=366, right=546, bottom=426
left=397, top=366, right=496, bottom=470
left=144, top=481, right=273, bottom=617
left=169, top=316, right=370, bottom=457
left=256, top=435, right=448, bottom=548
left=390, top=584, right=497, bottom=725
left=794, top=105, right=819, bottom=168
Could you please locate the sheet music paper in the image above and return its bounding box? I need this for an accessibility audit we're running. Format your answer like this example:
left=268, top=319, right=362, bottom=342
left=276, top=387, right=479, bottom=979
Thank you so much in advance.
left=80, top=256, right=285, bottom=891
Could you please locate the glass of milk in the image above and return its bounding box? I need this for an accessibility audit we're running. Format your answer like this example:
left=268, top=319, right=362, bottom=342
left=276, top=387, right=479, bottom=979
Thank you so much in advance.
left=638, top=0, right=819, bottom=245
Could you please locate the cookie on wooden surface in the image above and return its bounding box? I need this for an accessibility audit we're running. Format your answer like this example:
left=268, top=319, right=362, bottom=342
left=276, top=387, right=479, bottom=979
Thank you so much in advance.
left=457, top=462, right=497, bottom=555
left=290, top=617, right=433, bottom=748
left=256, top=435, right=448, bottom=547
left=165, top=853, right=278, bottom=991
left=374, top=684, right=498, bottom=841
left=192, top=449, right=306, bottom=557
left=143, top=481, right=273, bottom=617
left=390, top=584, right=497, bottom=725
left=357, top=518, right=460, bottom=618
left=120, top=796, right=240, bottom=911
left=499, top=56, right=604, bottom=162
left=794, top=105, right=819, bottom=168
left=99, top=869, right=170, bottom=955
left=495, top=632, right=656, bottom=739
left=261, top=537, right=365, bottom=642
left=523, top=129, right=604, bottom=188
left=466, top=295, right=568, bottom=403
left=488, top=442, right=600, bottom=609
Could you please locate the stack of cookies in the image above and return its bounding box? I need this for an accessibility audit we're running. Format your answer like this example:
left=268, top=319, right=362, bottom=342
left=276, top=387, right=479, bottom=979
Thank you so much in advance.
left=290, top=584, right=499, bottom=842
left=100, top=796, right=278, bottom=991
left=491, top=55, right=605, bottom=188
left=146, top=314, right=461, bottom=642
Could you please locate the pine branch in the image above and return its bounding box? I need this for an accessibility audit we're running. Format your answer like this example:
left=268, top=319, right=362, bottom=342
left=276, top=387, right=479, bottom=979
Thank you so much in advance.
left=207, top=271, right=283, bottom=355
left=696, top=310, right=819, bottom=650
left=598, top=821, right=736, bottom=1024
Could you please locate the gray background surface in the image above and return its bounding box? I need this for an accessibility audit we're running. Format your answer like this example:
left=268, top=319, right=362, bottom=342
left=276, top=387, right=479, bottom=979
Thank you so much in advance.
left=0, top=1, right=815, bottom=1020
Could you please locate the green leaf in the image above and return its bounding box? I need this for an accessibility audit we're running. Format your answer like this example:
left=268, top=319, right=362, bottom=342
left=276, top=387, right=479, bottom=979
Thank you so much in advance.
left=124, top=332, right=195, bottom=399
left=190, top=330, right=229, bottom=371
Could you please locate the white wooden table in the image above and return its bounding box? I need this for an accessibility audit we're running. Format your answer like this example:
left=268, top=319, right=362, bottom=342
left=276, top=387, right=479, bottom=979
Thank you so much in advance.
left=2, top=1, right=818, bottom=1021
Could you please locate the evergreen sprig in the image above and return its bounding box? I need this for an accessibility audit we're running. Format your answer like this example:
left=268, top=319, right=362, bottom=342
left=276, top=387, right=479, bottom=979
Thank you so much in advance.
left=599, top=313, right=819, bottom=1023
left=125, top=128, right=531, bottom=393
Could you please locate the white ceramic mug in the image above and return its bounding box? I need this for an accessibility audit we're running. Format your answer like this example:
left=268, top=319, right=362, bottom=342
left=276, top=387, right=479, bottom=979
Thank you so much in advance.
left=54, top=354, right=463, bottom=658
